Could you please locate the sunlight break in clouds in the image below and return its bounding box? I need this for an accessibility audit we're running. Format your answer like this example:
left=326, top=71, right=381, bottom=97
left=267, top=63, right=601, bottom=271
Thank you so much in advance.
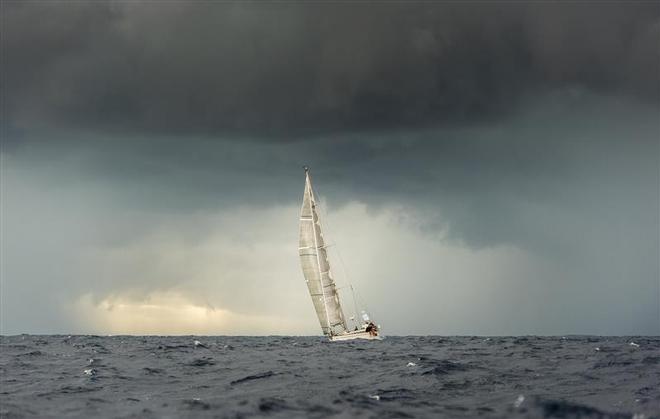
left=70, top=292, right=308, bottom=336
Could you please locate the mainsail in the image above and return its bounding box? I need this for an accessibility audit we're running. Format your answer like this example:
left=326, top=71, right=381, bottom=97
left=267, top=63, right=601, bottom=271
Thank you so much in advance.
left=299, top=167, right=348, bottom=336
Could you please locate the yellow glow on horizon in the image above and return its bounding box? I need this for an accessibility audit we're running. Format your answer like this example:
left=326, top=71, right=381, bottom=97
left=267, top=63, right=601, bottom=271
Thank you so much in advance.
left=71, top=291, right=308, bottom=335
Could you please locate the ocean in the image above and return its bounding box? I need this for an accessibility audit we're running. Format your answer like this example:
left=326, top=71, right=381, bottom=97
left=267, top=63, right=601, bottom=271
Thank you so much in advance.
left=1, top=335, right=658, bottom=418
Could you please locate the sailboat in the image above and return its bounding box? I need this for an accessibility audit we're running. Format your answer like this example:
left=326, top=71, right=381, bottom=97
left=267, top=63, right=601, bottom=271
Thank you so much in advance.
left=299, top=166, right=381, bottom=341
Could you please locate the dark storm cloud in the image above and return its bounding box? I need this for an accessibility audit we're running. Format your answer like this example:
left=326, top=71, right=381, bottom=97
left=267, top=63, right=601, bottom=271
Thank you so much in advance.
left=3, top=1, right=659, bottom=137
left=6, top=92, right=658, bottom=257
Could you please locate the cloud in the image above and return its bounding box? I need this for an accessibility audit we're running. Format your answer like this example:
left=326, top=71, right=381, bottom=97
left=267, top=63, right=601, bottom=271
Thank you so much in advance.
left=3, top=2, right=659, bottom=137
left=5, top=92, right=656, bottom=253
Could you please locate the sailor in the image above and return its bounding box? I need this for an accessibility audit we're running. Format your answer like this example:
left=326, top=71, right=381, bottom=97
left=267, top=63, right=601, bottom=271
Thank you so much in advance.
left=365, top=322, right=377, bottom=336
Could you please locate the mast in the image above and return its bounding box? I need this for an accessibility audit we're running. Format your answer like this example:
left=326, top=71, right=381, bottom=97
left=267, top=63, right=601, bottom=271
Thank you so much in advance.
left=305, top=166, right=333, bottom=334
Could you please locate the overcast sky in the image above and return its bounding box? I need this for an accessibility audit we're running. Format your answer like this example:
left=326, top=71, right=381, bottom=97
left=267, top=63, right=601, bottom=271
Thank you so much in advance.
left=1, top=1, right=659, bottom=336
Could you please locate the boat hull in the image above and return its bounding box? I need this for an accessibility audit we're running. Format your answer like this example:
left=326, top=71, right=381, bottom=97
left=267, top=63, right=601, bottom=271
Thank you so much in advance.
left=329, top=331, right=383, bottom=341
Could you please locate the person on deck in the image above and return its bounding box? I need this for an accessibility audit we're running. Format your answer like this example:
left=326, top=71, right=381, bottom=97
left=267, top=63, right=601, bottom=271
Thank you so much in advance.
left=365, top=322, right=378, bottom=336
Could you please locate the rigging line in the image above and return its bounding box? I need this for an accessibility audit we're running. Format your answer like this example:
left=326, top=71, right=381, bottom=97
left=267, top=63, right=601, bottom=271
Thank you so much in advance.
left=313, top=187, right=363, bottom=326
left=321, top=211, right=373, bottom=323
left=334, top=246, right=363, bottom=324
left=311, top=175, right=349, bottom=333
left=350, top=284, right=360, bottom=328
left=312, top=181, right=352, bottom=331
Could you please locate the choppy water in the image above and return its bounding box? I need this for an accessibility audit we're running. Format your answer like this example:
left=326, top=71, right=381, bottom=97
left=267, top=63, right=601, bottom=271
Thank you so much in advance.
left=1, top=335, right=658, bottom=418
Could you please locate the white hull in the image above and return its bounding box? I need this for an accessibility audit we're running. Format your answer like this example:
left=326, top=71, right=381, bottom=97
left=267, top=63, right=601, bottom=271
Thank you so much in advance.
left=329, top=330, right=383, bottom=341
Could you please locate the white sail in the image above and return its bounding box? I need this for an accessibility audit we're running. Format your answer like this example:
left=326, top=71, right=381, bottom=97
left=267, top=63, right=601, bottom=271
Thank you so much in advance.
left=299, top=168, right=348, bottom=336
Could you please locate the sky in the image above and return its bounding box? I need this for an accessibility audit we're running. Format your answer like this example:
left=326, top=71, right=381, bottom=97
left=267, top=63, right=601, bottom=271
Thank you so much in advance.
left=1, top=1, right=659, bottom=336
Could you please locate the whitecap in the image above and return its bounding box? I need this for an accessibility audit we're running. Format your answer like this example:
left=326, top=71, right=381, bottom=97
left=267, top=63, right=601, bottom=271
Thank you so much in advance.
left=194, top=340, right=209, bottom=349
left=513, top=394, right=525, bottom=408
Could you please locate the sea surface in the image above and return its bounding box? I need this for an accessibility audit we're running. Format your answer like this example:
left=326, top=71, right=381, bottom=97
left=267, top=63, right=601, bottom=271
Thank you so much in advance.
left=1, top=335, right=658, bottom=418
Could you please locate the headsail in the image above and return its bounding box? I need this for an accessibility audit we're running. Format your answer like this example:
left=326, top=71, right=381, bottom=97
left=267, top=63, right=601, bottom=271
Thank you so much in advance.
left=299, top=167, right=348, bottom=336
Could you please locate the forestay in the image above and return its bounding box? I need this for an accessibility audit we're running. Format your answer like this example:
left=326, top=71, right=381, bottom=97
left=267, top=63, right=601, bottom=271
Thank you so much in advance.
left=299, top=168, right=348, bottom=336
